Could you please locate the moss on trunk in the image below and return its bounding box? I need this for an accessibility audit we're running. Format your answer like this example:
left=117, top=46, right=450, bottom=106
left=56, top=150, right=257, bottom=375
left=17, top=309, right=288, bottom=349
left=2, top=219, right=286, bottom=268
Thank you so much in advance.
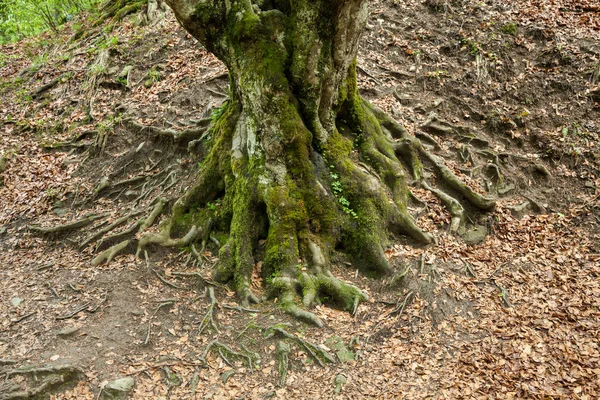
left=140, top=0, right=496, bottom=325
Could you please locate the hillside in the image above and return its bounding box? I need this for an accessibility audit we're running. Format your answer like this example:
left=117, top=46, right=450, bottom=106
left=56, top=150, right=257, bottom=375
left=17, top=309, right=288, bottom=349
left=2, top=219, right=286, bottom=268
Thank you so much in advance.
left=1, top=0, right=599, bottom=398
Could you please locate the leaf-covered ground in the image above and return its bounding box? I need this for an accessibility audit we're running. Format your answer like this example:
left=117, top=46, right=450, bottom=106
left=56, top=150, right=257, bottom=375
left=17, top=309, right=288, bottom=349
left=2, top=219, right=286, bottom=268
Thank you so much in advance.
left=1, top=0, right=599, bottom=398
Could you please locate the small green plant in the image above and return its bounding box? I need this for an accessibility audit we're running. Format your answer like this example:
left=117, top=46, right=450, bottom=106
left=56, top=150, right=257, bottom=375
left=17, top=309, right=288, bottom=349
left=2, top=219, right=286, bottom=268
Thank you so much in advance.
left=206, top=199, right=222, bottom=213
left=89, top=63, right=107, bottom=76
left=460, top=37, right=480, bottom=56
left=15, top=88, right=32, bottom=103
left=210, top=100, right=229, bottom=122
left=501, top=22, right=517, bottom=36
left=45, top=188, right=59, bottom=198
left=99, top=35, right=119, bottom=50
left=328, top=166, right=358, bottom=219
left=144, top=67, right=162, bottom=87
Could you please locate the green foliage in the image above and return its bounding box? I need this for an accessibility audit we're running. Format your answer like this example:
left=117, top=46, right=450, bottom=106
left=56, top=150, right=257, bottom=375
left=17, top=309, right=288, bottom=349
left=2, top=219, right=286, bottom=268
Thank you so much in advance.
left=0, top=0, right=102, bottom=44
left=460, top=37, right=480, bottom=56
left=328, top=166, right=358, bottom=219
left=500, top=22, right=517, bottom=36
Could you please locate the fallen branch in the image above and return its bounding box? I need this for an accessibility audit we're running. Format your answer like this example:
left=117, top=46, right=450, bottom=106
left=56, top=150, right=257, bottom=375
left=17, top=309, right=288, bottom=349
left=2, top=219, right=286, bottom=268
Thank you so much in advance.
left=151, top=268, right=184, bottom=290
left=276, top=341, right=290, bottom=387
left=125, top=360, right=205, bottom=376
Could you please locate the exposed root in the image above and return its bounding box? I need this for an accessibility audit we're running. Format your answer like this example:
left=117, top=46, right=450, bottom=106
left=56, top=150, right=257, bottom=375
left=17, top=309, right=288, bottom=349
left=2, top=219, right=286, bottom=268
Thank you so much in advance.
left=269, top=271, right=367, bottom=328
left=79, top=209, right=145, bottom=249
left=264, top=325, right=336, bottom=367
left=91, top=240, right=130, bottom=266
left=124, top=118, right=211, bottom=144
left=2, top=365, right=81, bottom=400
left=136, top=222, right=199, bottom=255
left=421, top=181, right=464, bottom=232
left=276, top=341, right=290, bottom=387
left=28, top=214, right=107, bottom=235
left=198, top=287, right=219, bottom=335
left=420, top=149, right=495, bottom=211
left=200, top=340, right=255, bottom=370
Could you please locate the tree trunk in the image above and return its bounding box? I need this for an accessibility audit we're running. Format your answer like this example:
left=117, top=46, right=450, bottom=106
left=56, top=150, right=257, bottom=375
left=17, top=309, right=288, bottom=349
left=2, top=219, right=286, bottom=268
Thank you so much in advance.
left=156, top=0, right=494, bottom=326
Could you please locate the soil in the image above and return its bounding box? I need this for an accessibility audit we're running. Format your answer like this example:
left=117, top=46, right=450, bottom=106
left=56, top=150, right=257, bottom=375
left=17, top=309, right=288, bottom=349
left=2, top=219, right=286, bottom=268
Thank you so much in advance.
left=1, top=0, right=599, bottom=399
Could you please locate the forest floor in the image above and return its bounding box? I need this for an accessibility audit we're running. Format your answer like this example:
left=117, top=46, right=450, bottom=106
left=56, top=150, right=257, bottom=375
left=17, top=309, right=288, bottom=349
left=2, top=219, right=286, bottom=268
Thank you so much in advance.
left=1, top=0, right=599, bottom=399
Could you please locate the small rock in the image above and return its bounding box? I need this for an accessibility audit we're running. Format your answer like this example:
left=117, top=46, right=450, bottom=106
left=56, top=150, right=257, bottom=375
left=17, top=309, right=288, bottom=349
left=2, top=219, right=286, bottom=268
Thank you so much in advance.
left=221, top=370, right=235, bottom=383
left=57, top=327, right=80, bottom=337
left=11, top=297, right=23, bottom=308
left=102, top=377, right=135, bottom=399
left=52, top=207, right=68, bottom=217
left=463, top=225, right=488, bottom=245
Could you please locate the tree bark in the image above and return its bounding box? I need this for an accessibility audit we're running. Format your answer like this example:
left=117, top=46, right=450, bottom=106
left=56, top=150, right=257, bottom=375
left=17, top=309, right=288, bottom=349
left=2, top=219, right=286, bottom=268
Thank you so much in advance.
left=152, top=0, right=494, bottom=326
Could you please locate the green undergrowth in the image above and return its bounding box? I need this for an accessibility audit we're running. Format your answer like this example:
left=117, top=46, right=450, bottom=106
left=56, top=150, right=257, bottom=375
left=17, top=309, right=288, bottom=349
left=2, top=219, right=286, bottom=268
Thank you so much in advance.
left=0, top=0, right=102, bottom=44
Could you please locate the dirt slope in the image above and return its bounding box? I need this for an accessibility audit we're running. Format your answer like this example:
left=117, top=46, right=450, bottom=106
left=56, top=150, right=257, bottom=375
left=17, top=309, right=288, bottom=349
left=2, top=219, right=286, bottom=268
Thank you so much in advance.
left=1, top=0, right=599, bottom=398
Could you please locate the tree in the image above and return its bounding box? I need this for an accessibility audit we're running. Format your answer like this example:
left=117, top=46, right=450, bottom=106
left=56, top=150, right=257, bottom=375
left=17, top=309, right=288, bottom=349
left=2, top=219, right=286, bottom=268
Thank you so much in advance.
left=134, top=0, right=495, bottom=326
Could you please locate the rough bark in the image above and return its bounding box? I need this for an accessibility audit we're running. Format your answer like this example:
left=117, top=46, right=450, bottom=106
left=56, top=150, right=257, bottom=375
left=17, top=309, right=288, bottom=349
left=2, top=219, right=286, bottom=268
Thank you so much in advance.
left=147, top=0, right=495, bottom=326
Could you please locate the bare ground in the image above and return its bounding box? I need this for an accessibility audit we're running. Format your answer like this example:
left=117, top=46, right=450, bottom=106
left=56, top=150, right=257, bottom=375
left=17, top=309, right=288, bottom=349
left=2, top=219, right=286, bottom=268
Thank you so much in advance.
left=1, top=0, right=599, bottom=398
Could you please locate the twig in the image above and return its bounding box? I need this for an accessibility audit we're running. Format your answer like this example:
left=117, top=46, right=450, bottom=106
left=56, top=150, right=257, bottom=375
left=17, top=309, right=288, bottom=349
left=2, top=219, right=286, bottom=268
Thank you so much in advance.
left=55, top=303, right=90, bottom=320
left=151, top=269, right=184, bottom=289
left=126, top=361, right=204, bottom=376
left=389, top=291, right=414, bottom=317
left=144, top=301, right=175, bottom=345
left=221, top=304, right=261, bottom=313
left=46, top=283, right=60, bottom=298
left=202, top=72, right=228, bottom=83
left=11, top=312, right=36, bottom=325
left=88, top=292, right=108, bottom=313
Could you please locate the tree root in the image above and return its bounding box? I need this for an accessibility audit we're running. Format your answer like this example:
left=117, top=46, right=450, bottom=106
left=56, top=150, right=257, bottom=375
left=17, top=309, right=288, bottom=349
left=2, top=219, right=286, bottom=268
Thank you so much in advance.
left=269, top=272, right=367, bottom=328
left=144, top=300, right=176, bottom=345
left=276, top=341, right=290, bottom=387
left=80, top=209, right=145, bottom=249
left=123, top=118, right=211, bottom=144
left=91, top=240, right=130, bottom=266
left=28, top=214, right=107, bottom=235
left=2, top=365, right=80, bottom=400
left=264, top=325, right=335, bottom=367
left=200, top=340, right=255, bottom=370
left=198, top=287, right=219, bottom=335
